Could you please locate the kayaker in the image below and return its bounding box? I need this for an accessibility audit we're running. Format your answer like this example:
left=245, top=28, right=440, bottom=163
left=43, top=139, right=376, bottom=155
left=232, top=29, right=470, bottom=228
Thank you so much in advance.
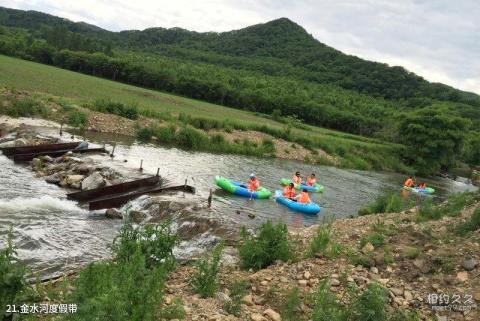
left=292, top=171, right=302, bottom=185
left=418, top=182, right=426, bottom=189
left=283, top=183, right=296, bottom=200
left=248, top=174, right=260, bottom=191
left=404, top=176, right=414, bottom=187
left=297, top=189, right=311, bottom=204
left=306, top=173, right=316, bottom=186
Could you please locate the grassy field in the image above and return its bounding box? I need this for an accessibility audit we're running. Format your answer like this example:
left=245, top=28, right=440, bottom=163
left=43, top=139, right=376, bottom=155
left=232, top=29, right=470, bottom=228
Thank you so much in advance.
left=0, top=55, right=410, bottom=172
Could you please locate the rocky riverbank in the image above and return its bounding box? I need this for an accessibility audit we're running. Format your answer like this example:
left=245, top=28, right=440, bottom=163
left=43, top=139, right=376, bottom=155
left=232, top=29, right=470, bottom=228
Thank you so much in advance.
left=1, top=120, right=479, bottom=321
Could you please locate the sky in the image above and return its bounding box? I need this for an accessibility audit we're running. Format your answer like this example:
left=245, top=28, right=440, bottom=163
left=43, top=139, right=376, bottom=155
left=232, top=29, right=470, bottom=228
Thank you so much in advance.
left=1, top=0, right=479, bottom=94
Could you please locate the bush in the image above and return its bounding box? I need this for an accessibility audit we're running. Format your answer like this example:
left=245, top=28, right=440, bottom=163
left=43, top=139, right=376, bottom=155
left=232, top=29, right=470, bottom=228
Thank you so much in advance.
left=67, top=247, right=166, bottom=321
left=456, top=207, right=480, bottom=235
left=261, top=138, right=275, bottom=153
left=351, top=283, right=388, bottom=321
left=306, top=222, right=341, bottom=259
left=239, top=220, right=292, bottom=270
left=7, top=96, right=48, bottom=117
left=67, top=110, right=88, bottom=128
left=224, top=280, right=249, bottom=317
left=281, top=287, right=303, bottom=321
left=415, top=199, right=442, bottom=221
left=175, top=126, right=209, bottom=150
left=137, top=127, right=154, bottom=141
left=1, top=227, right=30, bottom=319
left=360, top=232, right=385, bottom=249
left=190, top=242, right=224, bottom=298
left=358, top=190, right=406, bottom=216
left=111, top=219, right=178, bottom=270
left=93, top=98, right=138, bottom=120
left=311, top=280, right=346, bottom=321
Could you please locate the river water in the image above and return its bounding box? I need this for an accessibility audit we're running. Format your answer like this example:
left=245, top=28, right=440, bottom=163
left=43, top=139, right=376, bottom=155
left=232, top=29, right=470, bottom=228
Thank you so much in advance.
left=0, top=126, right=476, bottom=277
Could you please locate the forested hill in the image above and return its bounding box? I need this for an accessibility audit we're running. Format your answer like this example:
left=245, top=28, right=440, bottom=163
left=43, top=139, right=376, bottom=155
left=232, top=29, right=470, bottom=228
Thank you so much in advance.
left=1, top=6, right=479, bottom=172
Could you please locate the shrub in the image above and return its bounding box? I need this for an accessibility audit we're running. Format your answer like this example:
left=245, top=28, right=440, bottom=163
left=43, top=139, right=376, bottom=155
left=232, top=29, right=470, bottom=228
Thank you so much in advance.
left=111, top=219, right=178, bottom=270
left=67, top=247, right=166, bottom=321
left=7, top=96, right=48, bottom=117
left=456, top=207, right=480, bottom=235
left=261, top=138, right=275, bottom=153
left=281, top=287, right=303, bottom=321
left=306, top=222, right=342, bottom=259
left=415, top=199, right=442, bottom=221
left=137, top=127, right=154, bottom=141
left=311, top=280, right=347, bottom=321
left=358, top=190, right=406, bottom=215
left=93, top=98, right=138, bottom=120
left=0, top=227, right=30, bottom=319
left=350, top=282, right=388, bottom=321
left=190, top=242, right=224, bottom=298
left=239, top=220, right=292, bottom=270
left=224, top=280, right=249, bottom=317
left=67, top=110, right=88, bottom=128
left=360, top=232, right=385, bottom=249
left=175, top=126, right=209, bottom=150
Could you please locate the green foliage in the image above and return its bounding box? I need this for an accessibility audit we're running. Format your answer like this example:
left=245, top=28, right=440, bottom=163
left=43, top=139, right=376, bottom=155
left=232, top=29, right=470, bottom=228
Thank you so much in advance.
left=311, top=280, right=347, bottom=321
left=415, top=199, right=442, bottom=221
left=351, top=283, right=388, bottom=321
left=224, top=280, right=249, bottom=317
left=399, top=107, right=470, bottom=174
left=0, top=226, right=30, bottom=319
left=358, top=190, right=407, bottom=215
left=67, top=247, right=166, bottom=321
left=306, top=222, right=341, bottom=258
left=239, top=220, right=292, bottom=270
left=67, top=109, right=87, bottom=128
left=159, top=298, right=186, bottom=320
left=190, top=242, right=224, bottom=298
left=456, top=207, right=480, bottom=235
left=93, top=98, right=139, bottom=120
left=360, top=232, right=385, bottom=249
left=111, top=219, right=178, bottom=270
left=281, top=287, right=303, bottom=321
left=5, top=96, right=48, bottom=117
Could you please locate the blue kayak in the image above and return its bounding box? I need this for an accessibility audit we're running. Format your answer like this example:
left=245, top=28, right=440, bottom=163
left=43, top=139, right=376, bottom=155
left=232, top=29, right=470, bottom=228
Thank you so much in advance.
left=274, top=190, right=321, bottom=215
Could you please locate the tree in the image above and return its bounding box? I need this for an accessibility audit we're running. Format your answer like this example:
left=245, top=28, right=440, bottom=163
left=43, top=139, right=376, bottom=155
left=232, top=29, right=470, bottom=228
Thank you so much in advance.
left=399, top=107, right=470, bottom=174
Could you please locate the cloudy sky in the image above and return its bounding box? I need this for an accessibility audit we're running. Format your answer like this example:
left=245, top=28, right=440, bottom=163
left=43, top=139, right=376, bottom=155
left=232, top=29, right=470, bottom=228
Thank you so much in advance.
left=2, top=0, right=479, bottom=94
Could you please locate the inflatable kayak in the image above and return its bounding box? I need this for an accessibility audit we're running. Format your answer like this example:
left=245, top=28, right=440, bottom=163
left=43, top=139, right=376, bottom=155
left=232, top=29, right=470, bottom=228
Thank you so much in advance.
left=274, top=190, right=321, bottom=215
left=280, top=178, right=324, bottom=193
left=402, top=186, right=435, bottom=194
left=214, top=176, right=272, bottom=199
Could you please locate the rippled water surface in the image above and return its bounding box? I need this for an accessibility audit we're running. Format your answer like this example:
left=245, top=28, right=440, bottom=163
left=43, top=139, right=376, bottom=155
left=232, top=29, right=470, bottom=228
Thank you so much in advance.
left=0, top=127, right=476, bottom=277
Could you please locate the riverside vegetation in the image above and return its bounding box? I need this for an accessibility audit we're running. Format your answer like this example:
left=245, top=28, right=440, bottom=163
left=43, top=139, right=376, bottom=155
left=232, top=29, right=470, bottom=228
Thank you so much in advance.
left=0, top=6, right=479, bottom=175
left=1, top=189, right=479, bottom=320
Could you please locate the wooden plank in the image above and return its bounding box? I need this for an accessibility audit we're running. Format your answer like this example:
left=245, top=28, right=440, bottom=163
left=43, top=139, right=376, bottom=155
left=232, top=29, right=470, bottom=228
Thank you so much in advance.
left=13, top=148, right=107, bottom=162
left=88, top=185, right=196, bottom=210
left=0, top=142, right=80, bottom=156
left=67, top=176, right=160, bottom=202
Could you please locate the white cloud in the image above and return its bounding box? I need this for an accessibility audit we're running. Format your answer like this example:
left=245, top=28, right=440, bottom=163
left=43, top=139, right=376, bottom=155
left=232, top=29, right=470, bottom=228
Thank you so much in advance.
left=1, top=0, right=479, bottom=94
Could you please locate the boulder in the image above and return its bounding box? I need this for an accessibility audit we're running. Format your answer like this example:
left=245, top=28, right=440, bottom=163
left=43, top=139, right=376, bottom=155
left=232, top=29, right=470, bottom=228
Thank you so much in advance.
left=66, top=175, right=85, bottom=185
left=31, top=158, right=42, bottom=170
left=105, top=208, right=123, bottom=219
left=462, top=258, right=478, bottom=271
left=129, top=210, right=146, bottom=223
left=215, top=291, right=231, bottom=304
left=45, top=173, right=62, bottom=185
left=456, top=271, right=469, bottom=282
left=263, top=308, right=281, bottom=321
left=361, top=242, right=375, bottom=254
left=81, top=172, right=105, bottom=190
left=251, top=313, right=267, bottom=321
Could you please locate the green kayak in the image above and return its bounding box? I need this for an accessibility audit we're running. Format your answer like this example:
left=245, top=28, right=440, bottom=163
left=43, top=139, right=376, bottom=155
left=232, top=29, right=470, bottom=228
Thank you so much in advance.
left=214, top=176, right=272, bottom=199
left=280, top=178, right=324, bottom=193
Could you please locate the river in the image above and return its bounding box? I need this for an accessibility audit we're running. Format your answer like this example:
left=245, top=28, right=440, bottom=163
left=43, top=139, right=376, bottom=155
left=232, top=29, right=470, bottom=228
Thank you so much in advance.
left=0, top=125, right=476, bottom=278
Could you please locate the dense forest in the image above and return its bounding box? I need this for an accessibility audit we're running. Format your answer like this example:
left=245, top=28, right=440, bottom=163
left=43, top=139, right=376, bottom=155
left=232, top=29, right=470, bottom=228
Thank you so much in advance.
left=0, top=6, right=479, bottom=172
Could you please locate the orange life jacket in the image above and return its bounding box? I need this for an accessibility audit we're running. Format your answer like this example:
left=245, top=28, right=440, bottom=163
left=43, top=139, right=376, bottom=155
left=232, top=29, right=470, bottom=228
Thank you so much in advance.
left=404, top=178, right=414, bottom=187
left=292, top=175, right=301, bottom=185
left=307, top=177, right=316, bottom=186
left=283, top=186, right=296, bottom=198
left=298, top=191, right=310, bottom=204
left=419, top=183, right=426, bottom=189
left=248, top=178, right=259, bottom=191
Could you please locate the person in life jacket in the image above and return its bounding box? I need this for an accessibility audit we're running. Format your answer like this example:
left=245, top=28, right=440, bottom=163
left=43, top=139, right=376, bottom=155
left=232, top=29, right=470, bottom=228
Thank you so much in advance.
left=283, top=182, right=296, bottom=199
left=297, top=189, right=311, bottom=204
left=306, top=173, right=316, bottom=186
left=418, top=182, right=426, bottom=189
left=404, top=176, right=414, bottom=187
left=248, top=173, right=260, bottom=191
left=292, top=171, right=302, bottom=185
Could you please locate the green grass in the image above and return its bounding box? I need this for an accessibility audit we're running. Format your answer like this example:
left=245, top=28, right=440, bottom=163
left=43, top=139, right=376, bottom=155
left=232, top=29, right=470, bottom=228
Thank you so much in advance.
left=0, top=55, right=410, bottom=171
